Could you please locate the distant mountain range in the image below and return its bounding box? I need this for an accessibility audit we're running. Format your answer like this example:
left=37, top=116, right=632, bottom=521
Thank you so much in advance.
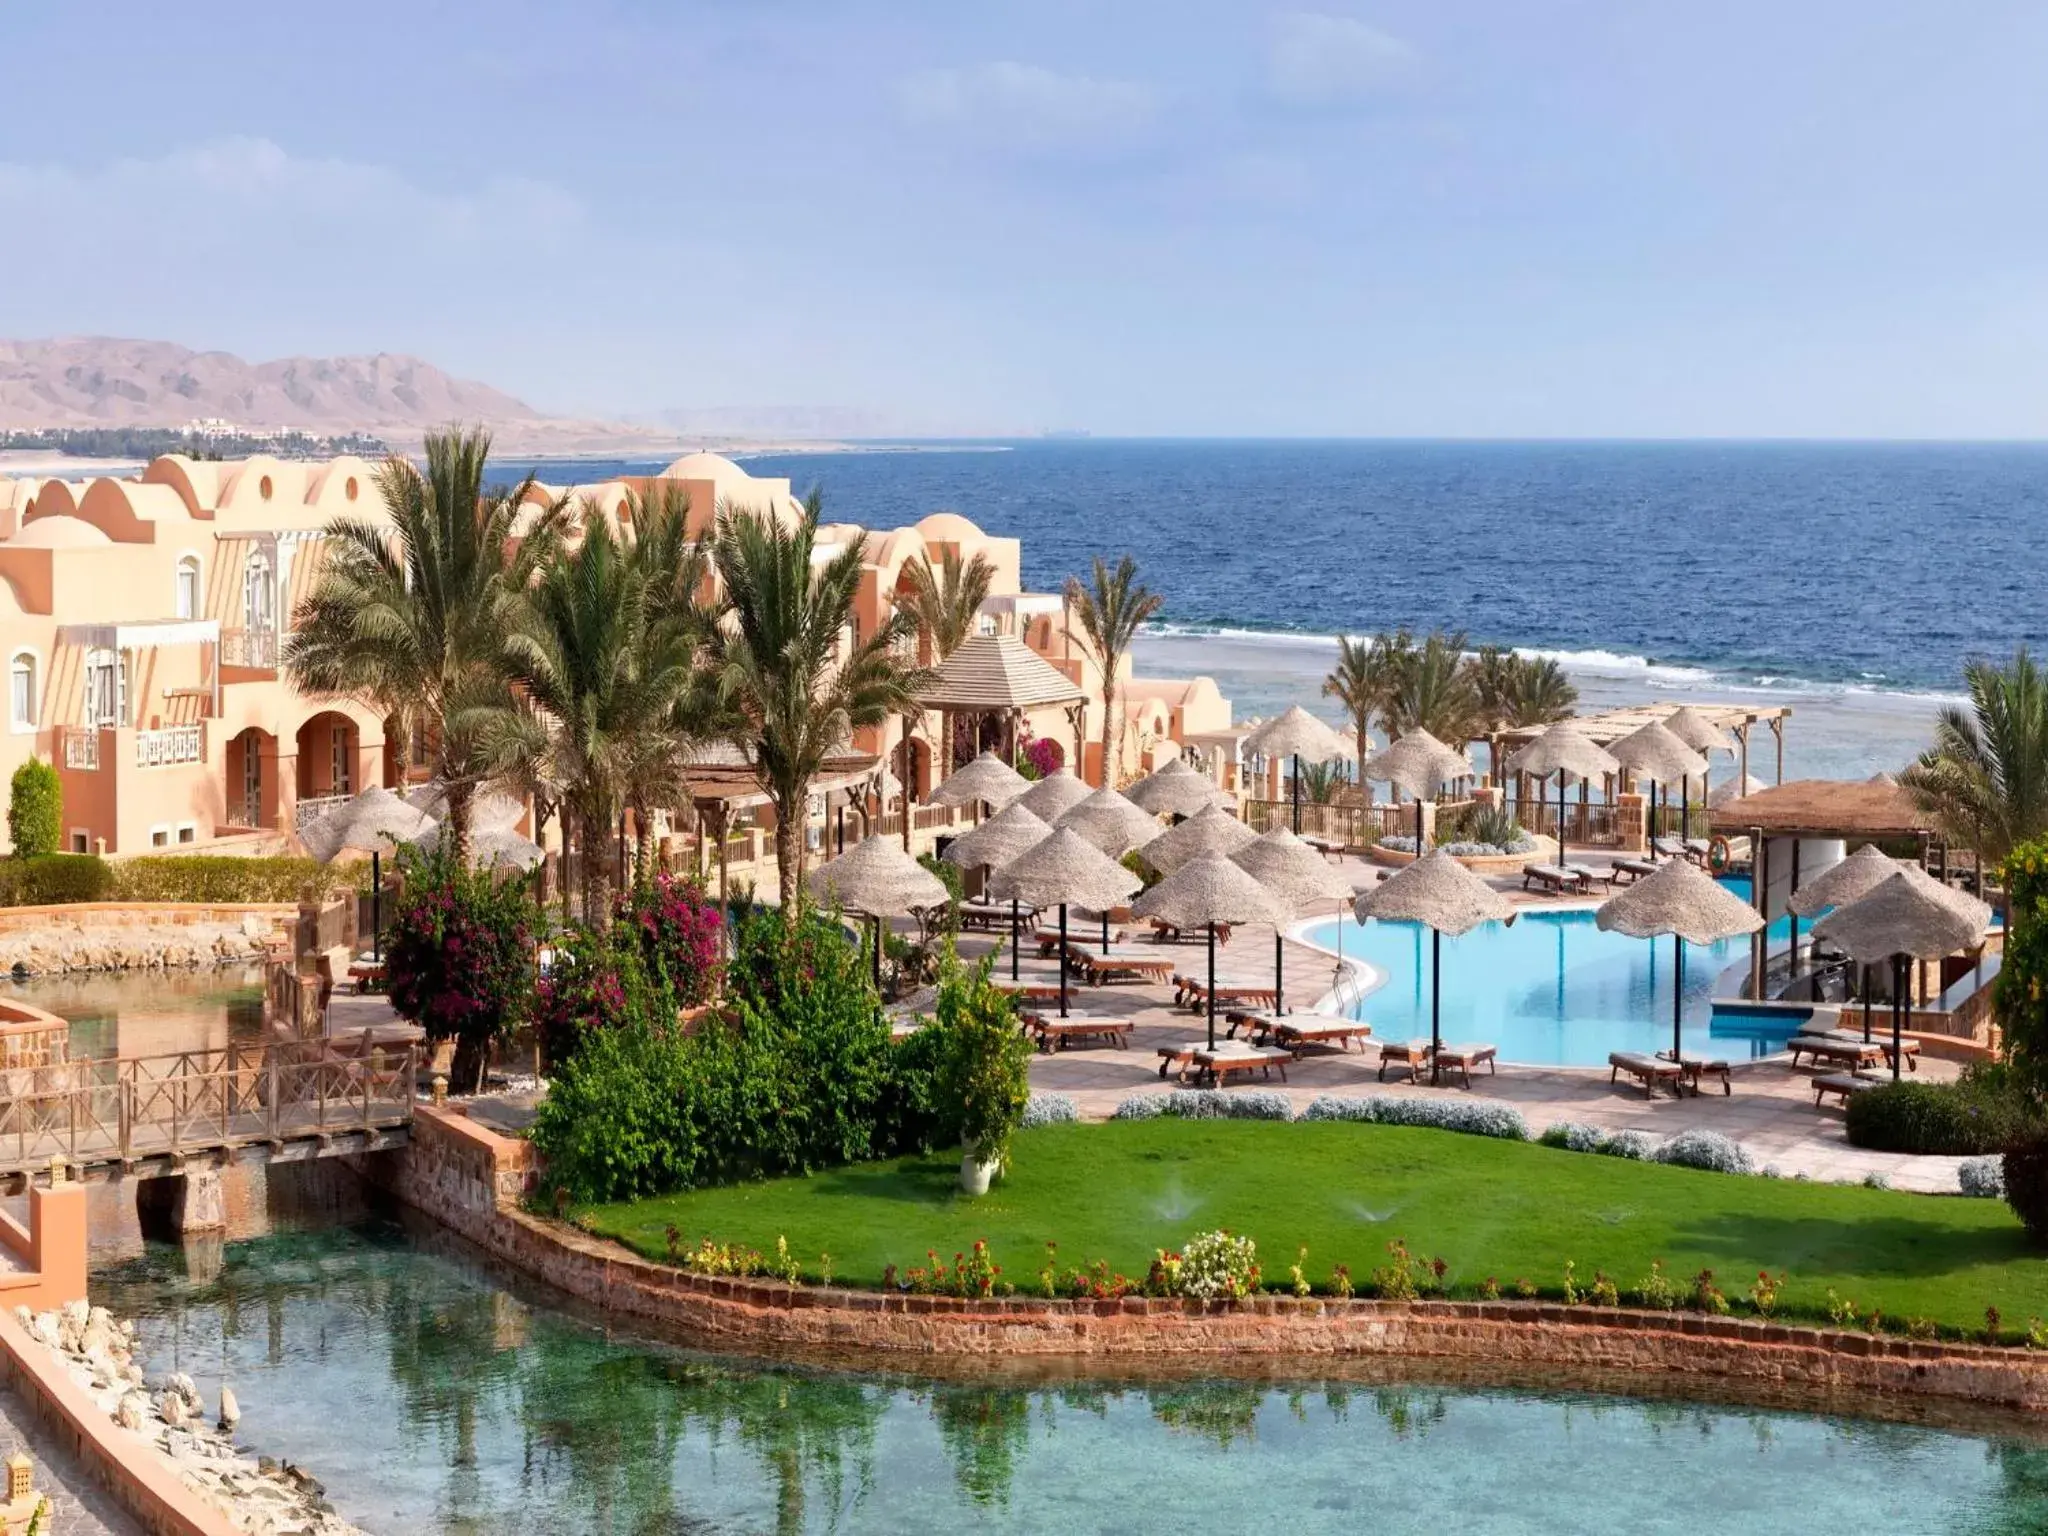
left=0, top=338, right=694, bottom=455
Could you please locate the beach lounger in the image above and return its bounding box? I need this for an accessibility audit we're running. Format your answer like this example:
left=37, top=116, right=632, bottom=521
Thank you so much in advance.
left=1812, top=1071, right=1885, bottom=1108
left=1606, top=858, right=1657, bottom=887
left=1609, top=1051, right=1685, bottom=1097
left=1228, top=1010, right=1373, bottom=1054
left=961, top=898, right=1035, bottom=932
left=1672, top=1054, right=1733, bottom=1096
left=1073, top=951, right=1176, bottom=986
left=1192, top=1044, right=1292, bottom=1087
left=1787, top=1035, right=1887, bottom=1072
left=1148, top=918, right=1232, bottom=945
left=1158, top=1043, right=1204, bottom=1080
left=1377, top=1040, right=1433, bottom=1082
left=993, top=981, right=1065, bottom=1006
left=1020, top=1010, right=1132, bottom=1052
left=1523, top=865, right=1592, bottom=896
left=1431, top=1043, right=1498, bottom=1089
left=1177, top=979, right=1281, bottom=1014
left=1799, top=1029, right=1920, bottom=1072
left=1299, top=834, right=1343, bottom=860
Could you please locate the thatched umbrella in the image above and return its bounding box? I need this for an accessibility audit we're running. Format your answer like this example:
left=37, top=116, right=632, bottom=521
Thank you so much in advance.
left=1662, top=707, right=1736, bottom=835
left=1134, top=852, right=1288, bottom=1050
left=1232, top=826, right=1355, bottom=1015
left=1015, top=768, right=1092, bottom=823
left=1128, top=757, right=1228, bottom=819
left=926, top=750, right=1028, bottom=811
left=1354, top=850, right=1517, bottom=1083
left=808, top=836, right=951, bottom=987
left=1143, top=802, right=1258, bottom=875
left=1813, top=871, right=1988, bottom=1079
left=411, top=822, right=545, bottom=874
left=989, top=828, right=1142, bottom=1017
left=1057, top=788, right=1163, bottom=952
left=1361, top=729, right=1469, bottom=851
left=1506, top=723, right=1619, bottom=873
left=1608, top=722, right=1710, bottom=861
left=1245, top=706, right=1352, bottom=834
left=403, top=783, right=527, bottom=833
left=1791, top=848, right=1989, bottom=1041
left=302, top=786, right=439, bottom=961
left=1708, top=772, right=1768, bottom=808
left=943, top=803, right=1052, bottom=980
left=1597, top=858, right=1763, bottom=1062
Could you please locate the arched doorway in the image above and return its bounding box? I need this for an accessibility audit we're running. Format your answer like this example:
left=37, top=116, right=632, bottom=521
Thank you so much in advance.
left=294, top=711, right=360, bottom=821
left=225, top=728, right=276, bottom=829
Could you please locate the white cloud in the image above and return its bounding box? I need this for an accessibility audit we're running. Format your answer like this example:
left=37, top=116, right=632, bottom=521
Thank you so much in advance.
left=1267, top=13, right=1415, bottom=106
left=896, top=62, right=1157, bottom=154
left=0, top=137, right=584, bottom=248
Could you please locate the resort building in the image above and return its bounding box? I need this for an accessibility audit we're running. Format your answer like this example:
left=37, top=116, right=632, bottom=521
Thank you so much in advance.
left=0, top=450, right=1236, bottom=857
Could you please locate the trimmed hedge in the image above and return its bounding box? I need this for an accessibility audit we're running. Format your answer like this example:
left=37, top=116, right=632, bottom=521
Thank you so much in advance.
left=1844, top=1074, right=2036, bottom=1157
left=0, top=855, right=114, bottom=906
left=7, top=761, right=61, bottom=859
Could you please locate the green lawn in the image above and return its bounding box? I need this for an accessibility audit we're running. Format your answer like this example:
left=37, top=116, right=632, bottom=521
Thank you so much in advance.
left=579, top=1120, right=2047, bottom=1336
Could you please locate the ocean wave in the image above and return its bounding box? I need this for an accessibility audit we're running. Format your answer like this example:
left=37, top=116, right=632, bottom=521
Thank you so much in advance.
left=1140, top=622, right=1963, bottom=704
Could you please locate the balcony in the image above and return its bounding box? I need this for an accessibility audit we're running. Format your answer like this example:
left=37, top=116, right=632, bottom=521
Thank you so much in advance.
left=61, top=729, right=101, bottom=771
left=221, top=627, right=279, bottom=669
left=135, top=724, right=204, bottom=769
left=293, top=794, right=352, bottom=831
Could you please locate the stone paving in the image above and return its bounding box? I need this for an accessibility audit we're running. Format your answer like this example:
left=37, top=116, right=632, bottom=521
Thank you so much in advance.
left=958, top=847, right=1981, bottom=1195
left=0, top=1384, right=144, bottom=1535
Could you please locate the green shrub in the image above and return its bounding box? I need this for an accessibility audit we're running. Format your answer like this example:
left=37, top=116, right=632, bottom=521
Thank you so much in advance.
left=1998, top=836, right=2048, bottom=1104
left=2004, top=1130, right=2048, bottom=1243
left=1845, top=1065, right=2038, bottom=1155
left=384, top=843, right=538, bottom=1091
left=936, top=954, right=1033, bottom=1170
left=7, top=760, right=60, bottom=859
left=107, top=856, right=353, bottom=904
left=0, top=854, right=114, bottom=906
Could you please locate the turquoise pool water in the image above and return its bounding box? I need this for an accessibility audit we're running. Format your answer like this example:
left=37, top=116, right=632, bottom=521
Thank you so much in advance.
left=91, top=1219, right=2048, bottom=1534
left=1303, top=878, right=1804, bottom=1068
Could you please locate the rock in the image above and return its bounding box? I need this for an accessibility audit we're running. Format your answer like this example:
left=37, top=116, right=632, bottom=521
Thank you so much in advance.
left=116, top=1393, right=151, bottom=1431
left=158, top=1390, right=189, bottom=1428
left=218, top=1386, right=240, bottom=1429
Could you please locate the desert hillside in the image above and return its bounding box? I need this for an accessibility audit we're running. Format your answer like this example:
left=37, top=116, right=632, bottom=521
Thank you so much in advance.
left=0, top=338, right=689, bottom=454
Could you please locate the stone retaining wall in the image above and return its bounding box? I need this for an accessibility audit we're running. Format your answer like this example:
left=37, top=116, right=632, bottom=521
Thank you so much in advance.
left=370, top=1108, right=2048, bottom=1414
left=0, top=905, right=289, bottom=976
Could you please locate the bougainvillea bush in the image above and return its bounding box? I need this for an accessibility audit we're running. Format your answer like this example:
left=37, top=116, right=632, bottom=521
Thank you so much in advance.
left=618, top=872, right=724, bottom=1007
left=384, top=844, right=538, bottom=1091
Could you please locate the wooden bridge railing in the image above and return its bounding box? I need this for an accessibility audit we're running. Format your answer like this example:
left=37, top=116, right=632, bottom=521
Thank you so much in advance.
left=0, top=1041, right=417, bottom=1175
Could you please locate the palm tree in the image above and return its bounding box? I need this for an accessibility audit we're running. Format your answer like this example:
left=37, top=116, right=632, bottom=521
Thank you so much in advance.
left=1064, top=556, right=1164, bottom=786
left=709, top=491, right=933, bottom=921
left=1385, top=629, right=1480, bottom=746
left=1901, top=649, right=2048, bottom=869
left=1464, top=644, right=1522, bottom=784
left=1506, top=653, right=1577, bottom=728
left=901, top=544, right=996, bottom=772
left=285, top=425, right=564, bottom=860
left=1322, top=636, right=1382, bottom=772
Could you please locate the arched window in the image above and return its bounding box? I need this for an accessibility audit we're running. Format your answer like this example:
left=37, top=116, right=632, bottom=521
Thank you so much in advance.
left=8, top=652, right=35, bottom=731
left=243, top=555, right=273, bottom=631
left=175, top=555, right=201, bottom=621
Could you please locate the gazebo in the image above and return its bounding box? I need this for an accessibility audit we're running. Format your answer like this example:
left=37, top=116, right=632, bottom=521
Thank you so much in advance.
left=916, top=633, right=1087, bottom=779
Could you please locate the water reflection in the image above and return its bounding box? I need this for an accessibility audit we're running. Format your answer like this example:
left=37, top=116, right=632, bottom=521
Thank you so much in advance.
left=89, top=1217, right=2048, bottom=1534
left=0, top=964, right=265, bottom=1057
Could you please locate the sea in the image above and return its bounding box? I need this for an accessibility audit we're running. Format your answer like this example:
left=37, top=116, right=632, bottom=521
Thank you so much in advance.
left=490, top=440, right=2048, bottom=783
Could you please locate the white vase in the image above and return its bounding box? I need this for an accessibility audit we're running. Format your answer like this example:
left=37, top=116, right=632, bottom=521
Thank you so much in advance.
left=958, top=1146, right=999, bottom=1196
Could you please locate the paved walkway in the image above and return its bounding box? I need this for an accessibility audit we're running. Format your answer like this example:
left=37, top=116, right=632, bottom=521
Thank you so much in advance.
left=960, top=847, right=1981, bottom=1195
left=0, top=1385, right=144, bottom=1535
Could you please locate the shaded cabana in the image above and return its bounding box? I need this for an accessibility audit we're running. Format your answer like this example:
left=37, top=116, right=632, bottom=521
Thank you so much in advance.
left=807, top=835, right=950, bottom=986
left=1243, top=706, right=1352, bottom=834
left=1134, top=853, right=1287, bottom=1050
left=680, top=746, right=886, bottom=893
left=1353, top=850, right=1516, bottom=1084
left=1505, top=723, right=1619, bottom=873
left=1231, top=827, right=1355, bottom=1015
left=989, top=829, right=1141, bottom=1017
left=1606, top=722, right=1708, bottom=861
left=1812, top=873, right=1990, bottom=1080
left=916, top=633, right=1087, bottom=777
left=1360, top=729, right=1469, bottom=853
left=1596, top=859, right=1763, bottom=1062
left=942, top=803, right=1052, bottom=979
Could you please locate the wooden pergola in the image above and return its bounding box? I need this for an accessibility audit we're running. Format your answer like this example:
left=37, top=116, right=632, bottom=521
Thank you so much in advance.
left=917, top=633, right=1088, bottom=780
left=1706, top=778, right=1934, bottom=844
left=680, top=746, right=887, bottom=892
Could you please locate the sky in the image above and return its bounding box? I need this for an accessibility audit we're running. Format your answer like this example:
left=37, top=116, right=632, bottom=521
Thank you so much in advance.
left=1, top=1, right=2045, bottom=438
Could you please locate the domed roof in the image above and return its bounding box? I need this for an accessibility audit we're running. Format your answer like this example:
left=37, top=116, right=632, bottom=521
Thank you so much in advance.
left=12, top=514, right=112, bottom=548
left=660, top=451, right=753, bottom=484
left=915, top=511, right=984, bottom=541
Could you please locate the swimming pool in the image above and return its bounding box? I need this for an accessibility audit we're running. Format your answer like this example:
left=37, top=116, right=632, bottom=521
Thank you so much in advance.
left=1302, top=879, right=1802, bottom=1068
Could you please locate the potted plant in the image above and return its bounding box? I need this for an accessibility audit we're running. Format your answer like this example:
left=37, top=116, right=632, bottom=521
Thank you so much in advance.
left=935, top=953, right=1034, bottom=1194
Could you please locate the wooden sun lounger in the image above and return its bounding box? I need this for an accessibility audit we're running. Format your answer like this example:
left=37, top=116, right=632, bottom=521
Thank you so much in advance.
left=1176, top=979, right=1281, bottom=1013
left=1019, top=1010, right=1132, bottom=1052
left=993, top=981, right=1065, bottom=1006
left=1671, top=1054, right=1733, bottom=1096
left=1803, top=1029, right=1920, bottom=1071
left=1609, top=1051, right=1685, bottom=1097
left=1192, top=1045, right=1292, bottom=1087
left=1299, top=834, right=1343, bottom=860
left=1148, top=918, right=1233, bottom=945
left=1377, top=1039, right=1433, bottom=1082
left=1787, top=1035, right=1886, bottom=1072
left=1073, top=952, right=1176, bottom=986
left=1226, top=1010, right=1373, bottom=1054
left=1813, top=1071, right=1885, bottom=1108
left=960, top=900, right=1034, bottom=932
left=1432, top=1042, right=1497, bottom=1089
left=1606, top=858, right=1657, bottom=887
left=1523, top=865, right=1592, bottom=896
